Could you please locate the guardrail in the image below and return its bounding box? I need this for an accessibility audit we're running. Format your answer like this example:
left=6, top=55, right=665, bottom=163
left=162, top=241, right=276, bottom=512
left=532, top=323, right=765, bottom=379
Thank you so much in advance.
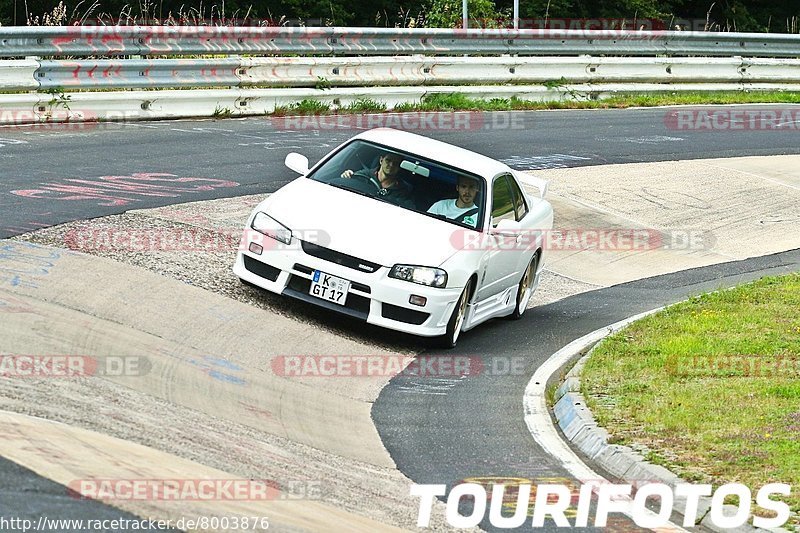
left=0, top=59, right=39, bottom=90
left=6, top=56, right=800, bottom=91
left=0, top=26, right=798, bottom=125
left=1, top=26, right=800, bottom=58
left=36, top=58, right=241, bottom=89
left=6, top=83, right=799, bottom=125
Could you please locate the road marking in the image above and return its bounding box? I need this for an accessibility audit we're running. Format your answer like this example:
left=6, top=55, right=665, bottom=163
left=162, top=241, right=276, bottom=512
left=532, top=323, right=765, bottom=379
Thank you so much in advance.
left=0, top=138, right=27, bottom=148
left=396, top=376, right=465, bottom=395
left=596, top=135, right=684, bottom=145
left=115, top=122, right=159, bottom=129
left=501, top=154, right=592, bottom=170
left=0, top=241, right=62, bottom=289
left=188, top=355, right=247, bottom=385
left=10, top=173, right=240, bottom=207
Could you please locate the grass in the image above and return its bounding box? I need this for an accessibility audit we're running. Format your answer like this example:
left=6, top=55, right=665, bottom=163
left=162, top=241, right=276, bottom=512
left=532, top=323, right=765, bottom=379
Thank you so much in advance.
left=211, top=105, right=233, bottom=119
left=263, top=91, right=800, bottom=117
left=4, top=88, right=800, bottom=118
left=391, top=90, right=800, bottom=111
left=580, top=273, right=800, bottom=527
left=271, top=99, right=333, bottom=116
left=342, top=98, right=388, bottom=113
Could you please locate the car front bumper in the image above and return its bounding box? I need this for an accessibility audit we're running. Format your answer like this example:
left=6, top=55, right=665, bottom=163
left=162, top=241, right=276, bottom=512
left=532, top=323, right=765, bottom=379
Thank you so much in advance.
left=232, top=239, right=463, bottom=338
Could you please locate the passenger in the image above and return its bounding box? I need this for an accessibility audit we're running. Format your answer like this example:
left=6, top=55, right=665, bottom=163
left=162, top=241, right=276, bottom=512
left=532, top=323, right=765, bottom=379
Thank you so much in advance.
left=339, top=152, right=415, bottom=209
left=427, top=175, right=480, bottom=227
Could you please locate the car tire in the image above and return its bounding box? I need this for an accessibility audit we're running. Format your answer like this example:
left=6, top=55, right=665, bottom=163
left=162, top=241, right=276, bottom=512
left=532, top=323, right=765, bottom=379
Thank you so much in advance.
left=435, top=279, right=473, bottom=349
left=509, top=254, right=538, bottom=320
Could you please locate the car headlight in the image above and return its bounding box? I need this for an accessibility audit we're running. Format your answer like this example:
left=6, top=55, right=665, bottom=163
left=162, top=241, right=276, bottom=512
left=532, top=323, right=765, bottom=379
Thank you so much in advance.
left=389, top=265, right=448, bottom=288
left=251, top=212, right=292, bottom=245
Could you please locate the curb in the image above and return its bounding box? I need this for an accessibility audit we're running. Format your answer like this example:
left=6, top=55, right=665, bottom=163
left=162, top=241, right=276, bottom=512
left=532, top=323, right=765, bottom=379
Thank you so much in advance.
left=549, top=313, right=793, bottom=533
left=523, top=309, right=688, bottom=532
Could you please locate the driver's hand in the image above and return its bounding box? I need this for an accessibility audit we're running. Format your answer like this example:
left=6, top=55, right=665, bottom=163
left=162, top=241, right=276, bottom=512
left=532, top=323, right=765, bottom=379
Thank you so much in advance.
left=340, top=169, right=354, bottom=178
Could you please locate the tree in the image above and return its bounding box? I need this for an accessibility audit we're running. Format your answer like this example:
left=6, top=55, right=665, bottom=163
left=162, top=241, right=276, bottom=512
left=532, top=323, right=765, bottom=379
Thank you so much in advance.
left=1, top=0, right=798, bottom=31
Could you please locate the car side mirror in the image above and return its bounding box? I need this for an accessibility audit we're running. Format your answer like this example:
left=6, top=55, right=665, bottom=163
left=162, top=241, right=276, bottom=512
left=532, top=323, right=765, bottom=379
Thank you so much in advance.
left=492, top=218, right=522, bottom=235
left=285, top=152, right=310, bottom=175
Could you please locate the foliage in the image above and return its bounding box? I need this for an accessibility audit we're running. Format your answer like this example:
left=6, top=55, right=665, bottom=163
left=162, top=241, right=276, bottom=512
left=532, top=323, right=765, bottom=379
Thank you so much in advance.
left=424, top=0, right=508, bottom=27
left=3, top=0, right=799, bottom=33
left=272, top=99, right=332, bottom=115
left=343, top=98, right=387, bottom=112
left=314, top=76, right=331, bottom=90
left=212, top=105, right=233, bottom=118
left=264, top=91, right=800, bottom=116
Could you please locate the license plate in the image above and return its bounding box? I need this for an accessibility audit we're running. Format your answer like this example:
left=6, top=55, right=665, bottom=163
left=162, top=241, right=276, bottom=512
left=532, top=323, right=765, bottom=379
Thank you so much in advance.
left=310, top=270, right=350, bottom=306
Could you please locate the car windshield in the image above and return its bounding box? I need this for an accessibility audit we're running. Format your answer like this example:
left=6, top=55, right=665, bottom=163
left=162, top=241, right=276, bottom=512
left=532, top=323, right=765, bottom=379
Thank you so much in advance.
left=306, top=140, right=486, bottom=229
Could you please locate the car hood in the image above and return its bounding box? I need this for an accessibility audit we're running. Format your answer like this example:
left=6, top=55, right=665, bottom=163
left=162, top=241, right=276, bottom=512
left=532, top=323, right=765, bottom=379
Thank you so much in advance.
left=257, top=177, right=467, bottom=268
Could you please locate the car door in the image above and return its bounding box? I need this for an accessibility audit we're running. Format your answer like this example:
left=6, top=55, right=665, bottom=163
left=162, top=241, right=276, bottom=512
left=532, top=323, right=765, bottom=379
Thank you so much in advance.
left=475, top=174, right=526, bottom=301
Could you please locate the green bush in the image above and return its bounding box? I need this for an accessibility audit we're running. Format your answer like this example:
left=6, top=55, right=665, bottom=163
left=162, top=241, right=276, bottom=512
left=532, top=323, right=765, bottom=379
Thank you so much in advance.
left=424, top=0, right=508, bottom=28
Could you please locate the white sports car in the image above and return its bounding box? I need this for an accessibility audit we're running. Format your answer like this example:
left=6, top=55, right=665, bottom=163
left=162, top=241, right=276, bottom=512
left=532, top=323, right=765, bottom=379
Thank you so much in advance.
left=233, top=128, right=553, bottom=347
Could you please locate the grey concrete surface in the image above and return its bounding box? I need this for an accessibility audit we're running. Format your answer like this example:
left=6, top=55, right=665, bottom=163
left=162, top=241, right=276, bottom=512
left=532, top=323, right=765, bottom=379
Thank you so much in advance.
left=0, top=240, right=461, bottom=531
left=3, top=151, right=799, bottom=532
left=530, top=154, right=800, bottom=286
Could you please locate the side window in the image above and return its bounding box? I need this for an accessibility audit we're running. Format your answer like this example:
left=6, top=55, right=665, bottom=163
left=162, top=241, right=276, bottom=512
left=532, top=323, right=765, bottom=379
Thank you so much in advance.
left=507, top=175, right=529, bottom=221
left=491, top=176, right=515, bottom=227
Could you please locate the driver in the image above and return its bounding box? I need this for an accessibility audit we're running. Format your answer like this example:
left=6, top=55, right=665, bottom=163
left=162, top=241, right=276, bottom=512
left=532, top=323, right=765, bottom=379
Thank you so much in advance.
left=339, top=152, right=415, bottom=209
left=427, top=175, right=480, bottom=227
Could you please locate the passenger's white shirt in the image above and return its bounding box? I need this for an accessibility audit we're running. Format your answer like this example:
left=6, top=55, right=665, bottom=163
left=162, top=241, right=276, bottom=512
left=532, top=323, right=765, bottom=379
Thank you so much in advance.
left=427, top=199, right=478, bottom=227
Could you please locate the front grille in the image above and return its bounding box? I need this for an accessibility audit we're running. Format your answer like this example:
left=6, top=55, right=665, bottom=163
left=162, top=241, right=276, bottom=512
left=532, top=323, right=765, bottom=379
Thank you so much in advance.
left=381, top=303, right=430, bottom=325
left=283, top=274, right=370, bottom=320
left=301, top=241, right=381, bottom=274
left=243, top=255, right=280, bottom=282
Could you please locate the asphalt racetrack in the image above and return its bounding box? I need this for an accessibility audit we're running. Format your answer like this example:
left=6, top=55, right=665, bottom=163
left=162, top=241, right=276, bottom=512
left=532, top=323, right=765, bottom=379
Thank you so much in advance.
left=1, top=106, right=799, bottom=531
left=2, top=106, right=800, bottom=238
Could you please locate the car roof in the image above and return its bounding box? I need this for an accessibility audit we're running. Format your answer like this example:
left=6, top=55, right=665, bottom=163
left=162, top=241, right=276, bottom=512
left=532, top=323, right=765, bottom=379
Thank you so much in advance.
left=353, top=128, right=510, bottom=179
